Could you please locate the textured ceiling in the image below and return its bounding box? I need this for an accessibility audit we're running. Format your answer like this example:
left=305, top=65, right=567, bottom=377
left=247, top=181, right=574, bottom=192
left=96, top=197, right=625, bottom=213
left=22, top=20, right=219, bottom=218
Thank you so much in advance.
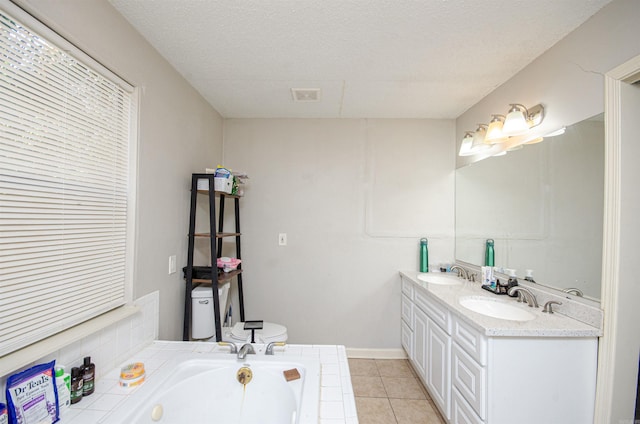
left=109, top=0, right=612, bottom=119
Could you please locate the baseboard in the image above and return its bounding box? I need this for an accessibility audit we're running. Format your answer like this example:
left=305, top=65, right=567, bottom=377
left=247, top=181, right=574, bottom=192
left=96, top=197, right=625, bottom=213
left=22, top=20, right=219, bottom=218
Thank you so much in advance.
left=345, top=347, right=407, bottom=359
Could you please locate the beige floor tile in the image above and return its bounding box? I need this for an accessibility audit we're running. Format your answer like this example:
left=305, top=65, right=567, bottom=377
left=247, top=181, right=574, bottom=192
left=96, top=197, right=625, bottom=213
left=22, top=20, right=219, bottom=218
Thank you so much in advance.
left=352, top=375, right=387, bottom=398
left=375, top=359, right=414, bottom=378
left=382, top=377, right=427, bottom=400
left=355, top=397, right=398, bottom=424
left=389, top=398, right=445, bottom=424
left=349, top=358, right=380, bottom=376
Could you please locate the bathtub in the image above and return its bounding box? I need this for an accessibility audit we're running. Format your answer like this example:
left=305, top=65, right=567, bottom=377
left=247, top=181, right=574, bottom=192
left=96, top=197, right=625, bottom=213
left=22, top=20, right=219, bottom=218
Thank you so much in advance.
left=105, top=352, right=321, bottom=424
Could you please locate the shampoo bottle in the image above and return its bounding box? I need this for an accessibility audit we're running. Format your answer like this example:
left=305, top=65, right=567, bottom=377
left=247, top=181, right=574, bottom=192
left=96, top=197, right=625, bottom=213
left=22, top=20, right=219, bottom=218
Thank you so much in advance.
left=419, top=238, right=429, bottom=273
left=82, top=356, right=95, bottom=396
left=484, top=239, right=495, bottom=267
left=70, top=367, right=83, bottom=404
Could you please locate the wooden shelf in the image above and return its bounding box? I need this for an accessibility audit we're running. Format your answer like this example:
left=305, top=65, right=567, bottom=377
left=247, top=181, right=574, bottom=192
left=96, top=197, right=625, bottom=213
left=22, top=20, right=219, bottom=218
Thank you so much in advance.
left=193, top=232, right=241, bottom=238
left=192, top=269, right=242, bottom=284
left=197, top=189, right=241, bottom=198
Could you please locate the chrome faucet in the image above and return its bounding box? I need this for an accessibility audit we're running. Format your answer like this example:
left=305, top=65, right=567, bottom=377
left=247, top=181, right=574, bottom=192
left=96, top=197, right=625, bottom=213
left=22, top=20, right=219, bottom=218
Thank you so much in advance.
left=237, top=343, right=255, bottom=360
left=265, top=342, right=286, bottom=355
left=507, top=287, right=539, bottom=308
left=218, top=342, right=238, bottom=354
left=450, top=265, right=468, bottom=280
left=543, top=301, right=562, bottom=314
left=563, top=288, right=584, bottom=297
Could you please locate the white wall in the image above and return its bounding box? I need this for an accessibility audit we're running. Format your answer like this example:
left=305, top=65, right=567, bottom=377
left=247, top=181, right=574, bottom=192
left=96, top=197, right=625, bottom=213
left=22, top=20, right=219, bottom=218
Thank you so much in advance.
left=16, top=0, right=225, bottom=340
left=223, top=118, right=455, bottom=348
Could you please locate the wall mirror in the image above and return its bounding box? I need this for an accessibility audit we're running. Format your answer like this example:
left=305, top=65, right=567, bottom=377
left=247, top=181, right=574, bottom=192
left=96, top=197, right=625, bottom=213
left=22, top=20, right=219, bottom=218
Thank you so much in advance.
left=455, top=113, right=604, bottom=301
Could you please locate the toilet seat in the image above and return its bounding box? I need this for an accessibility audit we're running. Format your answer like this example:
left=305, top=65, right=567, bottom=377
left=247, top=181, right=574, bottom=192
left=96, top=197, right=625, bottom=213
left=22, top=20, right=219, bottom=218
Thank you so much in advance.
left=223, top=321, right=288, bottom=344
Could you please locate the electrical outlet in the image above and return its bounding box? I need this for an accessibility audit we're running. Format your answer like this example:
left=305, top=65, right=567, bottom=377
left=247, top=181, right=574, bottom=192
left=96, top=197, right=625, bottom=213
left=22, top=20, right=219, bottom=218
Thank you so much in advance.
left=168, top=255, right=177, bottom=274
left=278, top=233, right=287, bottom=246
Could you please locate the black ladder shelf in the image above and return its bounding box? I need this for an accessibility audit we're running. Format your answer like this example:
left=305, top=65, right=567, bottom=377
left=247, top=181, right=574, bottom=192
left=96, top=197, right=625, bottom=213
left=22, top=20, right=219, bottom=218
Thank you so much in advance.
left=182, top=173, right=245, bottom=341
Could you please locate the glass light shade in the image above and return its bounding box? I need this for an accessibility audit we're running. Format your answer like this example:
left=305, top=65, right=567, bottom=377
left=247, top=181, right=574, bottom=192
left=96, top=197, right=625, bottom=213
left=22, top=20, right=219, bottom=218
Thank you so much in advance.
left=524, top=136, right=544, bottom=145
left=485, top=115, right=507, bottom=143
left=469, top=125, right=490, bottom=153
left=502, top=104, right=529, bottom=136
left=545, top=127, right=566, bottom=137
left=458, top=132, right=475, bottom=156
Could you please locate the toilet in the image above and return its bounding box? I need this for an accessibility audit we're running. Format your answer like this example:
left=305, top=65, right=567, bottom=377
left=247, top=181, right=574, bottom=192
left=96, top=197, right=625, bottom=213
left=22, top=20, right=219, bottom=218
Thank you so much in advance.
left=222, top=321, right=288, bottom=344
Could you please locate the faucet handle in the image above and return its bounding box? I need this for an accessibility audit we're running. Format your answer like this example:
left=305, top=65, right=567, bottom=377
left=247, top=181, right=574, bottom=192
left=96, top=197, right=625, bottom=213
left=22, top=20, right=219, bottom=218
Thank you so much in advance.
left=542, top=301, right=562, bottom=314
left=265, top=341, right=286, bottom=355
left=218, top=341, right=238, bottom=354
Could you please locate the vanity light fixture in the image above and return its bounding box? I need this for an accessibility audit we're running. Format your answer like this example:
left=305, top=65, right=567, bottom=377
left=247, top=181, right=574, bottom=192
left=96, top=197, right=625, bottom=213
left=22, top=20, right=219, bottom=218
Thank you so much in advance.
left=458, top=132, right=475, bottom=156
left=502, top=103, right=545, bottom=136
left=469, top=124, right=490, bottom=154
left=485, top=115, right=507, bottom=143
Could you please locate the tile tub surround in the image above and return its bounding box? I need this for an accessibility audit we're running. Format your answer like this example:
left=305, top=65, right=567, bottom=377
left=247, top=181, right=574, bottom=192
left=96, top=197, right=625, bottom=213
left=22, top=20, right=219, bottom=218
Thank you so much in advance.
left=0, top=291, right=159, bottom=406
left=350, top=358, right=445, bottom=424
left=400, top=271, right=602, bottom=337
left=58, top=341, right=358, bottom=424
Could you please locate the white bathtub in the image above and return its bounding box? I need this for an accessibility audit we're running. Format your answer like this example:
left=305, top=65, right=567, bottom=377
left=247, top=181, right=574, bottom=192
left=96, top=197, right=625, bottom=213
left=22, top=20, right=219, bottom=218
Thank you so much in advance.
left=105, top=352, right=321, bottom=424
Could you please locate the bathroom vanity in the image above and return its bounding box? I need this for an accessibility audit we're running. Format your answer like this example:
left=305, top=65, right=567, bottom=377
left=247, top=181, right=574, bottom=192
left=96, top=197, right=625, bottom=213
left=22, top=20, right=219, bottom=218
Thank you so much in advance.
left=400, top=271, right=601, bottom=424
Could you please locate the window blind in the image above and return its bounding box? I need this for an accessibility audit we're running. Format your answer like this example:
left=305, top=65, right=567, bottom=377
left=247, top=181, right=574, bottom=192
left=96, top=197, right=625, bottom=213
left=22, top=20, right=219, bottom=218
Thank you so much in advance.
left=0, top=8, right=133, bottom=356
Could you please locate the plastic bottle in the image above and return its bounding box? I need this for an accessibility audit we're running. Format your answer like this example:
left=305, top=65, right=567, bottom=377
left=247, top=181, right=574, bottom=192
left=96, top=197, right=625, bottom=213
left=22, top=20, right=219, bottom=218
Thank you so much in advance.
left=524, top=269, right=536, bottom=283
left=419, top=238, right=429, bottom=273
left=484, top=239, right=495, bottom=267
left=55, top=366, right=71, bottom=413
left=82, top=356, right=95, bottom=396
left=70, top=367, right=83, bottom=404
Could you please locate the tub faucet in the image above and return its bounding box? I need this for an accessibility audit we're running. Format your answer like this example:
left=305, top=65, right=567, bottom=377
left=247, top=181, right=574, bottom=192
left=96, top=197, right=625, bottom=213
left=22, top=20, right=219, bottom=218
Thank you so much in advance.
left=218, top=342, right=238, bottom=354
left=450, top=265, right=468, bottom=280
left=507, top=287, right=539, bottom=308
left=265, top=342, right=286, bottom=355
left=237, top=343, right=255, bottom=360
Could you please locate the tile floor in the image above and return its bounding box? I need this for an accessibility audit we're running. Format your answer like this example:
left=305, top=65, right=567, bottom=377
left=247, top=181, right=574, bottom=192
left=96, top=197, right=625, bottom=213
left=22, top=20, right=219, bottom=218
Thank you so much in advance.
left=349, top=358, right=446, bottom=424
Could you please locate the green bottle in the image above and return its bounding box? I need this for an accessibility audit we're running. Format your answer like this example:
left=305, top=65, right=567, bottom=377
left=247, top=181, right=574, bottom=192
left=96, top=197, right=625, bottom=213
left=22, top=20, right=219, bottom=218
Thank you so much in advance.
left=419, top=238, right=429, bottom=272
left=485, top=239, right=495, bottom=267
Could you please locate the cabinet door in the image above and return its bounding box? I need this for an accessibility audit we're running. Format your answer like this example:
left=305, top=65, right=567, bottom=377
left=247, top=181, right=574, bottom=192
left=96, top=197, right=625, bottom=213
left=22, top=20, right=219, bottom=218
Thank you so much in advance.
left=412, top=306, right=429, bottom=379
left=426, top=319, right=451, bottom=420
left=401, top=319, right=413, bottom=359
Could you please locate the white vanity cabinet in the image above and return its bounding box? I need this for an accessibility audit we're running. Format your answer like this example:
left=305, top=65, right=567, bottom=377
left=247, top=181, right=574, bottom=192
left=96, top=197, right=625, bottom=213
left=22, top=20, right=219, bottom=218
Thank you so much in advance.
left=400, top=274, right=599, bottom=424
left=402, top=277, right=452, bottom=420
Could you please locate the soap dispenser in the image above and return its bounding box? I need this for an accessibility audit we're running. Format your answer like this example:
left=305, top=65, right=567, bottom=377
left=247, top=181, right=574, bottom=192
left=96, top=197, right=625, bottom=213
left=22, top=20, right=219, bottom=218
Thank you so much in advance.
left=484, top=239, right=495, bottom=267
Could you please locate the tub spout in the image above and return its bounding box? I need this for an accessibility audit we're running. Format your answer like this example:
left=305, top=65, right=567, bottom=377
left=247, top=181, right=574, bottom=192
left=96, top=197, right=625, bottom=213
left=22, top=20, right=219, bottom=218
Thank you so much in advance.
left=237, top=343, right=255, bottom=360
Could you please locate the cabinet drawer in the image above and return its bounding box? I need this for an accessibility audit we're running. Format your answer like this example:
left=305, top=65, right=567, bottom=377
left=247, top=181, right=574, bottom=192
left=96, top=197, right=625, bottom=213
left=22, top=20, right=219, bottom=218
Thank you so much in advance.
left=401, top=293, right=413, bottom=328
left=452, top=343, right=486, bottom=420
left=415, top=290, right=451, bottom=334
left=452, top=316, right=487, bottom=365
left=452, top=387, right=484, bottom=424
left=401, top=319, right=413, bottom=359
left=401, top=277, right=414, bottom=299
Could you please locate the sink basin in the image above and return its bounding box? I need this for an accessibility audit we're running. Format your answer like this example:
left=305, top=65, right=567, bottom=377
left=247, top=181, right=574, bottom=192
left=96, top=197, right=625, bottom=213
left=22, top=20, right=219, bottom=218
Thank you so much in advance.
left=459, top=296, right=536, bottom=321
left=417, top=273, right=463, bottom=286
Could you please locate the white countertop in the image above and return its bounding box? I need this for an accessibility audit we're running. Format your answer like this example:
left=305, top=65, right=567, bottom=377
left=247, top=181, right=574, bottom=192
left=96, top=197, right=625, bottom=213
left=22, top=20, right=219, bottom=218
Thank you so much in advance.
left=400, top=270, right=602, bottom=337
left=58, top=341, right=357, bottom=424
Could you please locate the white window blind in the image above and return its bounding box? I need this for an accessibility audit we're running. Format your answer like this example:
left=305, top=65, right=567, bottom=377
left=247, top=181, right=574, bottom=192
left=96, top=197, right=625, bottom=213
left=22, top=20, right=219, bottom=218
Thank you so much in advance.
left=0, top=8, right=134, bottom=356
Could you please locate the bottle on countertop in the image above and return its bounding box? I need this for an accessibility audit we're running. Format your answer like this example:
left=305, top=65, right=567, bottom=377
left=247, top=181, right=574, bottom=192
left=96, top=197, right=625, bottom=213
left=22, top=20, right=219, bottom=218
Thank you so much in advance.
left=484, top=239, right=495, bottom=267
left=70, top=367, right=83, bottom=404
left=507, top=269, right=519, bottom=297
left=82, top=356, right=95, bottom=396
left=419, top=238, right=429, bottom=273
left=524, top=269, right=536, bottom=283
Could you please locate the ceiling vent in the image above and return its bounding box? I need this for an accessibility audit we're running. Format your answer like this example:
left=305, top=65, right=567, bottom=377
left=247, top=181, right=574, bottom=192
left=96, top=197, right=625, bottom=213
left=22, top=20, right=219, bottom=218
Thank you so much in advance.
left=291, top=88, right=321, bottom=102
